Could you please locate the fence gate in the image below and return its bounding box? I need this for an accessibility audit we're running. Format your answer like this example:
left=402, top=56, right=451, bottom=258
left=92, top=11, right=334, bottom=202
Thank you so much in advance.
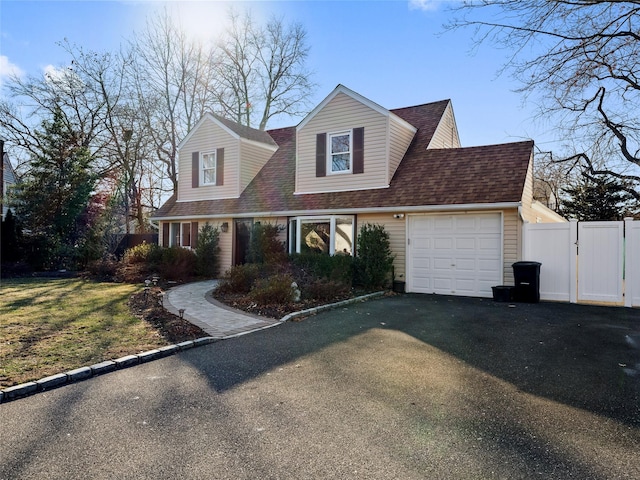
left=577, top=222, right=623, bottom=304
left=523, top=219, right=638, bottom=307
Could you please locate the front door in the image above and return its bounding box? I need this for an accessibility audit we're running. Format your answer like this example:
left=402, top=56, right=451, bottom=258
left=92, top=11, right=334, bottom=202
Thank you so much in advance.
left=234, top=219, right=253, bottom=265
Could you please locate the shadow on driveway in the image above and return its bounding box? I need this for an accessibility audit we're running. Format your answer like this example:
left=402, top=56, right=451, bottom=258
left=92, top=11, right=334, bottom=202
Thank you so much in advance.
left=185, top=294, right=640, bottom=428
left=3, top=294, right=640, bottom=479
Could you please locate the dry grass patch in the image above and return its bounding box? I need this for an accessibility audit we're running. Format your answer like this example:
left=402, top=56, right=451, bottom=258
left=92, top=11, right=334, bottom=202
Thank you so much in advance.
left=0, top=277, right=202, bottom=388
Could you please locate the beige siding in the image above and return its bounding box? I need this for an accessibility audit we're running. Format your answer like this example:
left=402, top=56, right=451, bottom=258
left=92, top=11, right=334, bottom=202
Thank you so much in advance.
left=519, top=155, right=536, bottom=223
left=427, top=102, right=461, bottom=149
left=531, top=201, right=566, bottom=223
left=358, top=213, right=407, bottom=281
left=503, top=209, right=519, bottom=285
left=389, top=116, right=417, bottom=181
left=216, top=219, right=234, bottom=275
left=239, top=140, right=275, bottom=193
left=178, top=117, right=240, bottom=202
left=296, top=92, right=389, bottom=193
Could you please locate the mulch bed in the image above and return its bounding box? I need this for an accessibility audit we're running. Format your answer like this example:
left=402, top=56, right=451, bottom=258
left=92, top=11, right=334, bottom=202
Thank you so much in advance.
left=210, top=289, right=369, bottom=320
left=128, top=287, right=208, bottom=342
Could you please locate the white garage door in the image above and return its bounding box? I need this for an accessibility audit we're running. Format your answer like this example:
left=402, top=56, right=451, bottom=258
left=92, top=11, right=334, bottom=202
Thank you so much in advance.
left=407, top=213, right=502, bottom=297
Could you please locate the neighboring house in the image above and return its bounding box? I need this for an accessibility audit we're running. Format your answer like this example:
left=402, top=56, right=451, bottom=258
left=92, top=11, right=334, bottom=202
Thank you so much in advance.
left=2, top=149, right=19, bottom=221
left=152, top=85, right=563, bottom=298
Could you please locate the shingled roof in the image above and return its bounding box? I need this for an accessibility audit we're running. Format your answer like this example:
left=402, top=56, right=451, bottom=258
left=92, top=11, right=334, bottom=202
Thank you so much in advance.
left=153, top=101, right=532, bottom=219
left=211, top=113, right=278, bottom=147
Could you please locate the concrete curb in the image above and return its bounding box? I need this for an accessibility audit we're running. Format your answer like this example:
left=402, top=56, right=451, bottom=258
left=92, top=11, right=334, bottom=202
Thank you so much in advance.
left=0, top=337, right=218, bottom=404
left=0, top=290, right=388, bottom=404
left=280, top=291, right=387, bottom=323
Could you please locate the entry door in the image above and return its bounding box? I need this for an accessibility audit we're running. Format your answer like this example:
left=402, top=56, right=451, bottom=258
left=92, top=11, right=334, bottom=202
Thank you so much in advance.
left=234, top=219, right=253, bottom=265
left=408, top=213, right=502, bottom=297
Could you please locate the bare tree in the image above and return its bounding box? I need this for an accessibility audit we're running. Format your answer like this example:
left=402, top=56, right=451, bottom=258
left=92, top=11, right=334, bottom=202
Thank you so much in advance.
left=0, top=39, right=113, bottom=171
left=128, top=8, right=220, bottom=195
left=216, top=10, right=315, bottom=130
left=447, top=1, right=640, bottom=201
left=0, top=40, right=163, bottom=233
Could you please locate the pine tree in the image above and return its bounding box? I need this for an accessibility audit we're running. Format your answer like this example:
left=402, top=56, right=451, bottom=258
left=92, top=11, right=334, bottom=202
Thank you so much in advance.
left=561, top=175, right=632, bottom=221
left=14, top=107, right=97, bottom=269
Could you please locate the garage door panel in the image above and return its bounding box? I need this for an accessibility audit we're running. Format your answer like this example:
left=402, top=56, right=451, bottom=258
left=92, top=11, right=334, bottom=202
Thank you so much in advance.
left=412, top=275, right=432, bottom=292
left=455, top=217, right=477, bottom=232
left=454, top=279, right=476, bottom=295
left=433, top=257, right=454, bottom=270
left=480, top=216, right=502, bottom=230
left=455, top=237, right=476, bottom=250
left=477, top=258, right=500, bottom=272
left=434, top=217, right=453, bottom=231
left=478, top=237, right=500, bottom=252
left=408, top=213, right=502, bottom=298
left=434, top=237, right=454, bottom=249
left=433, top=277, right=453, bottom=291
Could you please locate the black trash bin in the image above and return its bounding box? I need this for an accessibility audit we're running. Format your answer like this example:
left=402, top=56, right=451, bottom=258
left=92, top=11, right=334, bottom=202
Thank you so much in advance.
left=512, top=261, right=541, bottom=303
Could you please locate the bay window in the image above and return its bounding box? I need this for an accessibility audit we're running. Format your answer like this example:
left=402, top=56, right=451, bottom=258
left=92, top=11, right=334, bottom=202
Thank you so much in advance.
left=289, top=216, right=354, bottom=255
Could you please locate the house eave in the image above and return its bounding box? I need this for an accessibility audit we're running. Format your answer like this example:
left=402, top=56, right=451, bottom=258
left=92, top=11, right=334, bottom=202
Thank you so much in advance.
left=150, top=201, right=523, bottom=222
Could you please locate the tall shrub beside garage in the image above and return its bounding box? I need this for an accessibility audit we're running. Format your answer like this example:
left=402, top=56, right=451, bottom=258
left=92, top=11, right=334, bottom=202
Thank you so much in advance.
left=355, top=223, right=394, bottom=289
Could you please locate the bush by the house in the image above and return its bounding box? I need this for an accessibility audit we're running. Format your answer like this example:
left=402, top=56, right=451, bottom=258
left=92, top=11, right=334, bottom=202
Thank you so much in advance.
left=354, top=223, right=394, bottom=289
left=118, top=243, right=196, bottom=283
left=303, top=278, right=351, bottom=301
left=159, top=247, right=198, bottom=281
left=216, top=263, right=262, bottom=294
left=123, top=242, right=163, bottom=266
left=195, top=223, right=220, bottom=277
left=247, top=223, right=287, bottom=264
left=290, top=252, right=353, bottom=285
left=86, top=255, right=119, bottom=279
left=248, top=273, right=295, bottom=305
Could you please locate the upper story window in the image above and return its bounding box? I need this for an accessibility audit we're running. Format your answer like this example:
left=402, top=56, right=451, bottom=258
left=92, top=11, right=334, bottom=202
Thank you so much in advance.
left=201, top=151, right=217, bottom=185
left=328, top=131, right=352, bottom=174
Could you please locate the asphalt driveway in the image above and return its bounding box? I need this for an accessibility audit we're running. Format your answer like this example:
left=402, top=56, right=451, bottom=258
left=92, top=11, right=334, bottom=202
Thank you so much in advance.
left=1, top=294, right=640, bottom=479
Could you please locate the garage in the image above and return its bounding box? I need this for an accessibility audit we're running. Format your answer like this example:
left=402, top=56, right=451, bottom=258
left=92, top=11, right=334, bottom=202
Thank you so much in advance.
left=407, top=213, right=502, bottom=297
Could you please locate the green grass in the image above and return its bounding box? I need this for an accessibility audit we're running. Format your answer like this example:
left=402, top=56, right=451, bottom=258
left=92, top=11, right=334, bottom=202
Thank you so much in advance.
left=0, top=277, right=169, bottom=388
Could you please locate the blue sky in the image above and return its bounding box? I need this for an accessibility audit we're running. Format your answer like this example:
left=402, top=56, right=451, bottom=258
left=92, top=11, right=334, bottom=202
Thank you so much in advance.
left=0, top=0, right=556, bottom=150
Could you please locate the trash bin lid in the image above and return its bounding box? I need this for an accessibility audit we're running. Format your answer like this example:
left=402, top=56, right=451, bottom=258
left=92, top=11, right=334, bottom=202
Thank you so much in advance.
left=512, top=261, right=542, bottom=267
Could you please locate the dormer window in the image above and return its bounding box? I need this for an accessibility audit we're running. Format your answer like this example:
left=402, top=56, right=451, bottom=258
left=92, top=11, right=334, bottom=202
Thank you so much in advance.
left=329, top=131, right=352, bottom=173
left=192, top=148, right=224, bottom=188
left=201, top=151, right=217, bottom=185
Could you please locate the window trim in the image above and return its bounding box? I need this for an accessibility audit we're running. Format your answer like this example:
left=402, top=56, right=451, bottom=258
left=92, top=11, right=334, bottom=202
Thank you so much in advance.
left=200, top=151, right=217, bottom=186
left=327, top=130, right=353, bottom=175
left=289, top=215, right=355, bottom=256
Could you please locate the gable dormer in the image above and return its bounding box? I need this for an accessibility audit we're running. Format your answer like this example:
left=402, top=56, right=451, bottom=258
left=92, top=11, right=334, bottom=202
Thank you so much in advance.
left=295, top=85, right=417, bottom=195
left=177, top=113, right=278, bottom=202
left=426, top=101, right=461, bottom=149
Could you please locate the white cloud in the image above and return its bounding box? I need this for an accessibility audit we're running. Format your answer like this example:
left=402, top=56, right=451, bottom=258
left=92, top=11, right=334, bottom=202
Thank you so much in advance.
left=43, top=64, right=66, bottom=83
left=408, top=0, right=444, bottom=12
left=0, top=55, right=25, bottom=81
left=43, top=64, right=84, bottom=91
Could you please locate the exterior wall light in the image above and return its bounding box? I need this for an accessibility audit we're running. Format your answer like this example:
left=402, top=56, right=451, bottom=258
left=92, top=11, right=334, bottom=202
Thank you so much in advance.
left=221, top=222, right=229, bottom=233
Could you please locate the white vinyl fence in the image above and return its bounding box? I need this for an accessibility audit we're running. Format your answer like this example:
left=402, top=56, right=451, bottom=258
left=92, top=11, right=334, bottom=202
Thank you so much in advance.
left=523, top=219, right=639, bottom=307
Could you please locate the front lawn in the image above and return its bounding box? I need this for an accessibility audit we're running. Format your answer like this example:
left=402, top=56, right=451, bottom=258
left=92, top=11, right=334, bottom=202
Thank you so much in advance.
left=0, top=277, right=204, bottom=388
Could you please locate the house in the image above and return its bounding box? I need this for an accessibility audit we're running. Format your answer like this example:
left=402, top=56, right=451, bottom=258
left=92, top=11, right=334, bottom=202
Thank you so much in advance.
left=1, top=140, right=19, bottom=221
left=152, top=85, right=563, bottom=298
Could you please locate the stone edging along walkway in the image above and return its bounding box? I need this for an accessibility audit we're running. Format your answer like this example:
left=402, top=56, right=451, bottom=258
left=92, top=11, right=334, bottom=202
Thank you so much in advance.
left=0, top=291, right=386, bottom=404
